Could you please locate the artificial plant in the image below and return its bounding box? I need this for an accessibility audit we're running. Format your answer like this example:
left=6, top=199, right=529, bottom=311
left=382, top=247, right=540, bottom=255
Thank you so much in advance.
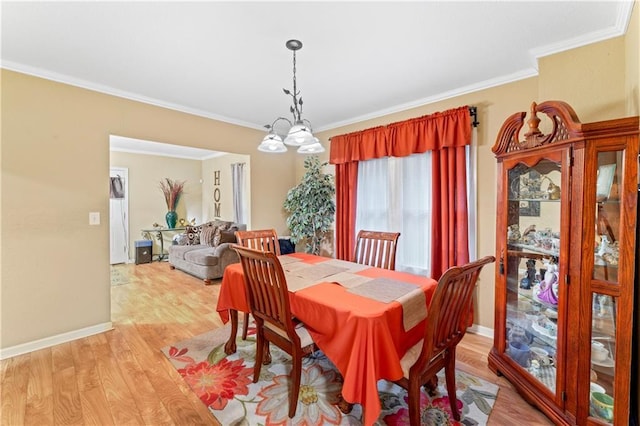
left=283, top=156, right=335, bottom=255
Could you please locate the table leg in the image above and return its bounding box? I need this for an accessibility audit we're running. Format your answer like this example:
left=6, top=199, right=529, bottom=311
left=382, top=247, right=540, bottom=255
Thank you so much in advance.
left=224, top=310, right=239, bottom=354
left=156, top=231, right=165, bottom=261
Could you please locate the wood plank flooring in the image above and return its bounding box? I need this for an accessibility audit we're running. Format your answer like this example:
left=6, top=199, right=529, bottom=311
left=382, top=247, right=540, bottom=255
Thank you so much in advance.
left=1, top=261, right=553, bottom=425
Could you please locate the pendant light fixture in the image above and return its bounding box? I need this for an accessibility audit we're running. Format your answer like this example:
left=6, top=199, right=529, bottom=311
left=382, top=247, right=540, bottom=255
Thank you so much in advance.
left=258, top=39, right=324, bottom=154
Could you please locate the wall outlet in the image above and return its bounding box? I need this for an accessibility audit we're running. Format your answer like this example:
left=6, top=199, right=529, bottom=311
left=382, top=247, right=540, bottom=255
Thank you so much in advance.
left=89, top=212, right=100, bottom=225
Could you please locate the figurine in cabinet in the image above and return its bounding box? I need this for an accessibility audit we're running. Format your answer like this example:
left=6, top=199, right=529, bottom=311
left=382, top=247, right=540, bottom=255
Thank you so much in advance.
left=508, top=224, right=521, bottom=242
left=520, top=258, right=537, bottom=289
left=534, top=260, right=559, bottom=305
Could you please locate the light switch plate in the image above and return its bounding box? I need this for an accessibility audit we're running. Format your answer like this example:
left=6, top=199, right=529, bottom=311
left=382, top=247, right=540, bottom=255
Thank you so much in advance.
left=89, top=212, right=100, bottom=225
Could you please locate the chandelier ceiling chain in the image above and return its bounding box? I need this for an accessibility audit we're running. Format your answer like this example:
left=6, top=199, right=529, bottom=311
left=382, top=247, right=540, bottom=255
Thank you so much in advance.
left=257, top=39, right=324, bottom=154
left=286, top=39, right=302, bottom=122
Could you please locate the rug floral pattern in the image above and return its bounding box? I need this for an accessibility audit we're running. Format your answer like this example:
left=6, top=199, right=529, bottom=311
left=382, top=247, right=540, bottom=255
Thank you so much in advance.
left=162, top=325, right=498, bottom=425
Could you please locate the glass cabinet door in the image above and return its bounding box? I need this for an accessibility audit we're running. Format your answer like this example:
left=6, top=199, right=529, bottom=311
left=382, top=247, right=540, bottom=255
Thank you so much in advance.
left=504, top=158, right=562, bottom=395
left=588, top=151, right=624, bottom=424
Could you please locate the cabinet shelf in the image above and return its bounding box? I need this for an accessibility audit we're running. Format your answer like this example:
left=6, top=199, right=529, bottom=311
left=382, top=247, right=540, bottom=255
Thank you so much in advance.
left=509, top=197, right=561, bottom=203
left=508, top=243, right=559, bottom=259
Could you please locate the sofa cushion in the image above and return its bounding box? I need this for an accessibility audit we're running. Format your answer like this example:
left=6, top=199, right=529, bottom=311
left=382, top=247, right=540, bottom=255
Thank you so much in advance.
left=170, top=244, right=208, bottom=261
left=184, top=247, right=220, bottom=266
left=200, top=225, right=217, bottom=246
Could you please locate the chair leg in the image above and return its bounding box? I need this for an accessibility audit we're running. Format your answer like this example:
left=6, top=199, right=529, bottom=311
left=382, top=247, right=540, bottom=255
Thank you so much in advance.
left=407, top=379, right=422, bottom=426
left=253, top=330, right=264, bottom=383
left=242, top=312, right=250, bottom=340
left=289, top=353, right=302, bottom=418
left=444, top=352, right=460, bottom=421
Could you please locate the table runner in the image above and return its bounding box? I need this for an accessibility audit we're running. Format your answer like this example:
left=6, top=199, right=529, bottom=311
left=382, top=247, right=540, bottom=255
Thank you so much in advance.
left=277, top=254, right=303, bottom=265
left=348, top=278, right=428, bottom=330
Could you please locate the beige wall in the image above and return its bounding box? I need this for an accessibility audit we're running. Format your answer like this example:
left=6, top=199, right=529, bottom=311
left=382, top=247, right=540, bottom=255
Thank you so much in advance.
left=109, top=150, right=204, bottom=260
left=109, top=149, right=252, bottom=262
left=1, top=70, right=294, bottom=350
left=203, top=153, right=252, bottom=226
left=538, top=36, right=628, bottom=122
left=626, top=3, right=640, bottom=117
left=1, top=16, right=638, bottom=351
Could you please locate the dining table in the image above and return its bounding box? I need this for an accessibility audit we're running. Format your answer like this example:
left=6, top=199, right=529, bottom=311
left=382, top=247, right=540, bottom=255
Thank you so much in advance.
left=216, top=252, right=438, bottom=426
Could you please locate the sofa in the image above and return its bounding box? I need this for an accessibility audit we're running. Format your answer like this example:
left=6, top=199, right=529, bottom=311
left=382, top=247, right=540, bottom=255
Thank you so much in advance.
left=168, top=220, right=246, bottom=284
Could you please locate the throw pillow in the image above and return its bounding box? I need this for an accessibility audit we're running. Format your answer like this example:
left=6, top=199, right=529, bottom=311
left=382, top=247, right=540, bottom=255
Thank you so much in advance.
left=200, top=225, right=218, bottom=247
left=212, top=223, right=233, bottom=247
left=185, top=225, right=202, bottom=245
left=219, top=226, right=239, bottom=245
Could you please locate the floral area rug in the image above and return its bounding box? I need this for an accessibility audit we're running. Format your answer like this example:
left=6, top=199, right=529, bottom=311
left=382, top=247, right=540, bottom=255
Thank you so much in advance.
left=161, top=324, right=499, bottom=425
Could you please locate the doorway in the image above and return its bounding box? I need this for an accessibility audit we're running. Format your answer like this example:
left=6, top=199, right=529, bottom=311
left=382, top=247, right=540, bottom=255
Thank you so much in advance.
left=110, top=167, right=129, bottom=264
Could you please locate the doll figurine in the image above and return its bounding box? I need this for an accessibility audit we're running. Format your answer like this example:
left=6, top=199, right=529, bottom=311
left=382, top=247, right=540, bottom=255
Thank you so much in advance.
left=537, top=261, right=559, bottom=305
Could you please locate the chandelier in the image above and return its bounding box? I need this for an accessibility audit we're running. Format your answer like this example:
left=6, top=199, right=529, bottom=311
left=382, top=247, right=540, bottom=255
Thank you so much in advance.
left=258, top=39, right=324, bottom=154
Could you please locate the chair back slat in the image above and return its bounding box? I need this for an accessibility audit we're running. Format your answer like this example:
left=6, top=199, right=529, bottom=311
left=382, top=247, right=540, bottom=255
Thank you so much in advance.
left=414, top=256, right=495, bottom=372
left=353, top=230, right=401, bottom=270
left=236, top=229, right=281, bottom=255
left=232, top=245, right=297, bottom=343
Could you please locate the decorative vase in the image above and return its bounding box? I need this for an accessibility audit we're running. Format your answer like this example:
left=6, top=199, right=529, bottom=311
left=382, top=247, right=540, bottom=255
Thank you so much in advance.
left=165, top=210, right=178, bottom=229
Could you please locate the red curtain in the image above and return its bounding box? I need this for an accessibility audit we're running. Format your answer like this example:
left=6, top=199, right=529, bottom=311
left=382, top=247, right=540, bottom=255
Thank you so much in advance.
left=334, top=162, right=359, bottom=260
left=430, top=146, right=470, bottom=278
left=330, top=106, right=471, bottom=275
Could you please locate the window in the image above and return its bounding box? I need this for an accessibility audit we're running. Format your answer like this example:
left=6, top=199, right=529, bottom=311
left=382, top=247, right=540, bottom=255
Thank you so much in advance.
left=355, top=139, right=477, bottom=276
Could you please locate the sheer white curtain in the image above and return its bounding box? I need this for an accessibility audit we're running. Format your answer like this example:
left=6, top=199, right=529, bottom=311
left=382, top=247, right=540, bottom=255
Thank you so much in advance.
left=231, top=163, right=246, bottom=224
left=355, top=134, right=477, bottom=276
left=356, top=153, right=432, bottom=276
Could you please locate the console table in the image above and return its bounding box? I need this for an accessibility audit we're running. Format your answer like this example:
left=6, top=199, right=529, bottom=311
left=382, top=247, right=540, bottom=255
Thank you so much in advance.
left=140, top=227, right=186, bottom=261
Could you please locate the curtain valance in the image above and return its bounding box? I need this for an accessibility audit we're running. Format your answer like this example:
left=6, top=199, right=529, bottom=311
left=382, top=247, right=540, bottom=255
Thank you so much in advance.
left=329, top=106, right=471, bottom=165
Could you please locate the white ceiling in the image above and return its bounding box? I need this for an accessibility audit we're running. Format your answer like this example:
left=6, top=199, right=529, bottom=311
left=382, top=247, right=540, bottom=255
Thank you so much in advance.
left=2, top=1, right=635, bottom=138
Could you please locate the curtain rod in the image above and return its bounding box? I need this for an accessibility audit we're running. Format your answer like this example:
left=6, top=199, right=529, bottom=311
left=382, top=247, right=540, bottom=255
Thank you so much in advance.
left=469, top=106, right=479, bottom=128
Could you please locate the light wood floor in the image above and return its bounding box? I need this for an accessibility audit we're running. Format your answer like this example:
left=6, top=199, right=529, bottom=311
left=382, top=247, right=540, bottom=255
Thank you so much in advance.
left=1, top=261, right=553, bottom=425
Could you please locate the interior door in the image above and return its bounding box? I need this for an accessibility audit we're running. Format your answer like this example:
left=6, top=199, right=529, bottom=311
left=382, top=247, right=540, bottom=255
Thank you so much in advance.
left=110, top=167, right=129, bottom=264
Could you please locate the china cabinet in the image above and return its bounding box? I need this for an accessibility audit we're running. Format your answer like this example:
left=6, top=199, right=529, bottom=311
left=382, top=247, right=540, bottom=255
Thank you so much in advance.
left=488, top=100, right=638, bottom=425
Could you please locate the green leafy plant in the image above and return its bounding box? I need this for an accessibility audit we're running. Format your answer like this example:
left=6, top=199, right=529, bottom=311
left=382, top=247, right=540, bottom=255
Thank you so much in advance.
left=283, top=156, right=335, bottom=255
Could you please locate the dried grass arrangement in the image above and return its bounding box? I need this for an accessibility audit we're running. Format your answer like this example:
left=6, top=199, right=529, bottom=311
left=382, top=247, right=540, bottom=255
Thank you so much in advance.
left=159, top=178, right=185, bottom=211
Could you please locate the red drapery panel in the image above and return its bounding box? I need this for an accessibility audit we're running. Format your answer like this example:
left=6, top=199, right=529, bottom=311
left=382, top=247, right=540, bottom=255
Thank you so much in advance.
left=330, top=106, right=471, bottom=267
left=334, top=162, right=359, bottom=261
left=430, top=146, right=470, bottom=279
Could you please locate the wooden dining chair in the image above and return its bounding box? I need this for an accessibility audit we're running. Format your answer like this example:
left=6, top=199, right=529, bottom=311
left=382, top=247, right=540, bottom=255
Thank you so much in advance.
left=235, top=228, right=281, bottom=255
left=235, top=229, right=282, bottom=339
left=353, top=230, right=401, bottom=270
left=394, top=255, right=495, bottom=425
left=232, top=244, right=316, bottom=418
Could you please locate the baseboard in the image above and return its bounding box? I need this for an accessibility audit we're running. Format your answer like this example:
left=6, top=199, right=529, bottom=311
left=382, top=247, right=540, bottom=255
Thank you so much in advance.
left=0, top=322, right=113, bottom=360
left=468, top=324, right=494, bottom=339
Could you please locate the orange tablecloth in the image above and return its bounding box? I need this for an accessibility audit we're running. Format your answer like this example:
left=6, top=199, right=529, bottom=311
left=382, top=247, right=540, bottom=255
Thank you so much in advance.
left=216, top=253, right=438, bottom=426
